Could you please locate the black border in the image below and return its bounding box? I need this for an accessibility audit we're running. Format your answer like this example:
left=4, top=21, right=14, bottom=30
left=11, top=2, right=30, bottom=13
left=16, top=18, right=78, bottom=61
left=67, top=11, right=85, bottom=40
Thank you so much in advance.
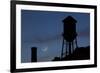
left=10, top=0, right=97, bottom=73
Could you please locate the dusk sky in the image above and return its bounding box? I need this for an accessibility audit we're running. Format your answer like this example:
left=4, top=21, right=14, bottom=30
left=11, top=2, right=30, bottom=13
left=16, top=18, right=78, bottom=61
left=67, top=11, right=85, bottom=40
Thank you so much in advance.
left=21, top=10, right=90, bottom=63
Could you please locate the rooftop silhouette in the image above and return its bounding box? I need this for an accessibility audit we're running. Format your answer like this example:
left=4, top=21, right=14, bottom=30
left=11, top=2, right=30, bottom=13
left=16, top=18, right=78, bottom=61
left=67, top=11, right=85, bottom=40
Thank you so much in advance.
left=52, top=46, right=90, bottom=61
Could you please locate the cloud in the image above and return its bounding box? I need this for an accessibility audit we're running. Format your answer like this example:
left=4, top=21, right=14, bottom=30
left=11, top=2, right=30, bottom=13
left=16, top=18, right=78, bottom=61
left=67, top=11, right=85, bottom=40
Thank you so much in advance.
left=22, top=33, right=62, bottom=44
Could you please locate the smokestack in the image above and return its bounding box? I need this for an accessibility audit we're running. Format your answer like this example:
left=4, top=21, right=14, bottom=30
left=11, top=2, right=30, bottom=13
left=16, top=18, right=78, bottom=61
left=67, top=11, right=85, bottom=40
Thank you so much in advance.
left=31, top=47, right=37, bottom=62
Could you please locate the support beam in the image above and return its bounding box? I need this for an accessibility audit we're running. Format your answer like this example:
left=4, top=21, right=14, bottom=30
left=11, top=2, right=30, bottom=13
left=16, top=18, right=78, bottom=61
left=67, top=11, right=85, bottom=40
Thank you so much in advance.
left=61, top=38, right=64, bottom=59
left=69, top=42, right=71, bottom=55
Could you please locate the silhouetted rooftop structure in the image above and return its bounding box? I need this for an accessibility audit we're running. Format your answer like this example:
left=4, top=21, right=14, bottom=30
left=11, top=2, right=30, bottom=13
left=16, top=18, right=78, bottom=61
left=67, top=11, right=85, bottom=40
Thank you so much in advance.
left=61, top=46, right=90, bottom=60
left=52, top=57, right=61, bottom=61
left=53, top=46, right=90, bottom=61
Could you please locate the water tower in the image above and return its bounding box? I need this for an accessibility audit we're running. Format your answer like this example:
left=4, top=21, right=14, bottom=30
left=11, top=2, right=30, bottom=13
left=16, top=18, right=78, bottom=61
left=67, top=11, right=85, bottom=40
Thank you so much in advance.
left=61, top=16, right=78, bottom=58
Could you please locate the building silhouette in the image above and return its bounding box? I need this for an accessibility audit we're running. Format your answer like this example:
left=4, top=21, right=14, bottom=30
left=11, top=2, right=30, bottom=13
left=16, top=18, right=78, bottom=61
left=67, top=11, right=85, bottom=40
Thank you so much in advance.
left=31, top=47, right=37, bottom=62
left=52, top=46, right=90, bottom=61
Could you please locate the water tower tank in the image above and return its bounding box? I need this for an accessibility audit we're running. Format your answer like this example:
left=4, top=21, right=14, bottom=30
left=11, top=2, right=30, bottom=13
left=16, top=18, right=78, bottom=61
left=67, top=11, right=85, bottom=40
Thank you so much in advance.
left=63, top=16, right=77, bottom=42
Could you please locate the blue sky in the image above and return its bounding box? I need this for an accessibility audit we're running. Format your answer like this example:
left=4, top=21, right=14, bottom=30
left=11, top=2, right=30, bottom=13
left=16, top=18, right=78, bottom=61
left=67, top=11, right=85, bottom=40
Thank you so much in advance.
left=21, top=10, right=90, bottom=63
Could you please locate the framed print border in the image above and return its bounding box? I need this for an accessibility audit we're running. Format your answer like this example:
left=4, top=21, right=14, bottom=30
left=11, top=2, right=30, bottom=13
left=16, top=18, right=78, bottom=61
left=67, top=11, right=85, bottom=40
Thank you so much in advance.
left=10, top=0, right=97, bottom=72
